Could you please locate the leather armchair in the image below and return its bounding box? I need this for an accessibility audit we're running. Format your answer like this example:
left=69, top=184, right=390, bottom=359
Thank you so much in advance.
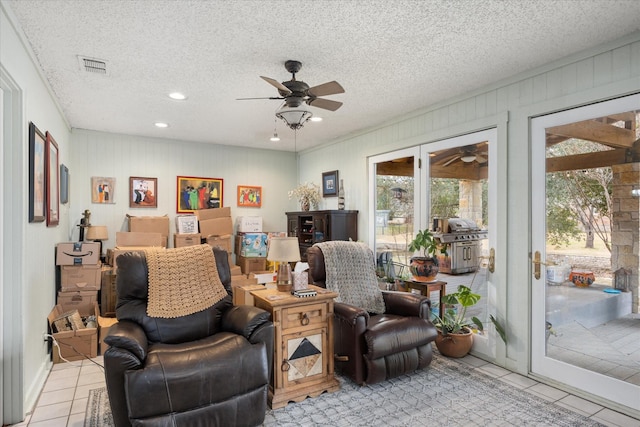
left=104, top=247, right=274, bottom=427
left=307, top=244, right=437, bottom=385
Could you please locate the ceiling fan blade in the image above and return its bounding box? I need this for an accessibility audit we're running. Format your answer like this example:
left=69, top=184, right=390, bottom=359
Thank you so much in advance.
left=260, top=76, right=291, bottom=94
left=307, top=97, right=343, bottom=111
left=308, top=81, right=345, bottom=97
left=236, top=97, right=284, bottom=100
left=442, top=155, right=461, bottom=167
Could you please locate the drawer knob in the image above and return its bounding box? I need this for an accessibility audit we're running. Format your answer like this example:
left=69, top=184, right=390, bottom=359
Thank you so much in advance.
left=300, top=313, right=310, bottom=326
left=281, top=360, right=290, bottom=371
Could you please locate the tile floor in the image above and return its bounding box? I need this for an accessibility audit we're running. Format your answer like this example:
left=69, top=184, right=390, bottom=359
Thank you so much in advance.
left=10, top=352, right=640, bottom=427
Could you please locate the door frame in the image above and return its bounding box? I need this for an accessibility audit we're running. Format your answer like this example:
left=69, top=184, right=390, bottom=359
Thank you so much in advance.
left=420, top=128, right=505, bottom=360
left=530, top=94, right=640, bottom=411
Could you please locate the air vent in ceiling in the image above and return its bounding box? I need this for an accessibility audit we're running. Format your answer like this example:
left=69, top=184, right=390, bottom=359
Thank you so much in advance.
left=77, top=56, right=108, bottom=75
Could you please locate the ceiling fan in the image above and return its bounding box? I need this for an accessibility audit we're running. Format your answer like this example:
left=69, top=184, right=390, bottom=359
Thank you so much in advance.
left=442, top=145, right=488, bottom=167
left=238, top=60, right=345, bottom=130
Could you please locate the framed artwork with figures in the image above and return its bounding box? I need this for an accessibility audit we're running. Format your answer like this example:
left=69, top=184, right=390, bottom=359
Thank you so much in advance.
left=129, top=177, right=158, bottom=208
left=322, top=170, right=338, bottom=197
left=177, top=176, right=223, bottom=213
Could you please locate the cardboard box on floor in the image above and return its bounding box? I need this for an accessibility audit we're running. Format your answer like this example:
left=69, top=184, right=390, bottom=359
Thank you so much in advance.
left=59, top=264, right=102, bottom=291
left=101, top=266, right=117, bottom=317
left=98, top=316, right=118, bottom=354
left=47, top=302, right=99, bottom=363
left=56, top=242, right=101, bottom=265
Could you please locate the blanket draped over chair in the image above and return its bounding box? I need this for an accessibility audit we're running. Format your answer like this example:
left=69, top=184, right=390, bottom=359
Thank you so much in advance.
left=145, top=244, right=227, bottom=318
left=315, top=241, right=385, bottom=314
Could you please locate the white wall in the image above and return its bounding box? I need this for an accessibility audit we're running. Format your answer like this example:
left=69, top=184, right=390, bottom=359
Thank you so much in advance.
left=68, top=129, right=297, bottom=250
left=298, top=33, right=640, bottom=379
left=0, top=2, right=71, bottom=421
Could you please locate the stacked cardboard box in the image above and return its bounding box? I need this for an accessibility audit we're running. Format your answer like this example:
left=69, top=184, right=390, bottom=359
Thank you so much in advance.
left=175, top=214, right=200, bottom=247
left=195, top=207, right=240, bottom=276
left=127, top=215, right=170, bottom=247
left=100, top=266, right=117, bottom=317
left=98, top=315, right=118, bottom=354
left=109, top=232, right=164, bottom=268
left=54, top=241, right=102, bottom=363
left=48, top=302, right=100, bottom=363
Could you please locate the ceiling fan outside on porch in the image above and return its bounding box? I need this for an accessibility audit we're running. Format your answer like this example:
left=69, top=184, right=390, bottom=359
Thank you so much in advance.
left=237, top=60, right=345, bottom=130
left=442, top=145, right=488, bottom=167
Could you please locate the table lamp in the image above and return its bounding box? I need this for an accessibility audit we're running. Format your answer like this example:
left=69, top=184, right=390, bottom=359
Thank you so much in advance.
left=267, top=237, right=301, bottom=292
left=86, top=225, right=108, bottom=263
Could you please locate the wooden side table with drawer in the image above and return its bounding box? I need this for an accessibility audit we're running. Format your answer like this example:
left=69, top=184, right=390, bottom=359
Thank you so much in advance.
left=251, top=285, right=340, bottom=409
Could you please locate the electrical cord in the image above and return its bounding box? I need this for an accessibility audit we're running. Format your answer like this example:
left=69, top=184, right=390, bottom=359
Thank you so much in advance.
left=44, top=333, right=104, bottom=370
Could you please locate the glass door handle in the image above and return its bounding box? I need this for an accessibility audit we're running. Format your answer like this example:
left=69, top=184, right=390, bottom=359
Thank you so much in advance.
left=532, top=251, right=556, bottom=280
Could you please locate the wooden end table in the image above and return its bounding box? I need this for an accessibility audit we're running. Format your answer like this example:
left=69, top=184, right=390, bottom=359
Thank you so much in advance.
left=251, top=285, right=340, bottom=409
left=402, top=280, right=447, bottom=316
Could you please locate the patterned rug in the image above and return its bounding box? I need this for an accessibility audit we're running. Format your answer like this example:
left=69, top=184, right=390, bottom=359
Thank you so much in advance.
left=86, top=357, right=604, bottom=426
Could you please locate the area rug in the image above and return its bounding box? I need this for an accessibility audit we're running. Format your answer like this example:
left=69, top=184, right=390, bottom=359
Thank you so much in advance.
left=86, top=357, right=604, bottom=426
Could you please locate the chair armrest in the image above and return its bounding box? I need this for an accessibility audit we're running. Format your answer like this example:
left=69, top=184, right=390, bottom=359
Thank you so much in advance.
left=221, top=305, right=272, bottom=340
left=382, top=291, right=431, bottom=319
left=334, top=301, right=370, bottom=325
left=104, top=320, right=148, bottom=361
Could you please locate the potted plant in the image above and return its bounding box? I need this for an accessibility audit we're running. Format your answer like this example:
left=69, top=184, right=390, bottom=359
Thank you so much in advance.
left=433, top=284, right=482, bottom=357
left=407, top=229, right=447, bottom=282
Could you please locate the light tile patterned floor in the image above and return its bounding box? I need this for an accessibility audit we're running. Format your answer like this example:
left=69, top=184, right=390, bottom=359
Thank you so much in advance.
left=10, top=353, right=640, bottom=427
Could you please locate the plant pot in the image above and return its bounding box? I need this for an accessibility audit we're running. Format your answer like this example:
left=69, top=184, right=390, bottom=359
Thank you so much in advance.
left=434, top=328, right=473, bottom=358
left=409, top=256, right=439, bottom=282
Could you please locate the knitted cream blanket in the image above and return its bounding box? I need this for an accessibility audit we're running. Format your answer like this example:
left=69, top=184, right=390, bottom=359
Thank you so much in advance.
left=316, top=241, right=385, bottom=314
left=146, top=245, right=227, bottom=318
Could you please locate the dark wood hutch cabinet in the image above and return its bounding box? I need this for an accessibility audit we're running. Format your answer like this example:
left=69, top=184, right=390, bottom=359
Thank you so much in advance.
left=286, top=210, right=358, bottom=261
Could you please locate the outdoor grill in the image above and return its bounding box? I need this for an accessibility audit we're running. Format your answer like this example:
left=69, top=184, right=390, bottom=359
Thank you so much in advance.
left=433, top=218, right=487, bottom=274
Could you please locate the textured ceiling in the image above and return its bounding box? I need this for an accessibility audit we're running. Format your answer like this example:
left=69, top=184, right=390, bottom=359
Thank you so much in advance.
left=5, top=0, right=640, bottom=152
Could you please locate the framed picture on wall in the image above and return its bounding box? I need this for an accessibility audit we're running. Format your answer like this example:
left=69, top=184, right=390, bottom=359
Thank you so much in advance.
left=322, top=170, right=339, bottom=197
left=237, top=185, right=262, bottom=207
left=177, top=176, right=223, bottom=213
left=45, top=131, right=59, bottom=227
left=60, top=164, right=69, bottom=204
left=129, top=177, right=158, bottom=208
left=91, top=176, right=116, bottom=204
left=28, top=122, right=46, bottom=223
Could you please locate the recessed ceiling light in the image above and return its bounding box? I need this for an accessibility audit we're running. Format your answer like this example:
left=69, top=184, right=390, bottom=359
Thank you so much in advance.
left=168, top=92, right=187, bottom=100
left=154, top=122, right=169, bottom=128
left=310, top=117, right=323, bottom=122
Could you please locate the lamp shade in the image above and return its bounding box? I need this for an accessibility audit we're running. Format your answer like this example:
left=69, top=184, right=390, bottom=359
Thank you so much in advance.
left=86, top=225, right=108, bottom=240
left=275, top=105, right=313, bottom=130
left=267, top=237, right=301, bottom=262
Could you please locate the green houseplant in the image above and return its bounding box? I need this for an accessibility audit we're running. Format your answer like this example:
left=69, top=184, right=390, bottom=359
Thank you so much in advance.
left=434, top=284, right=507, bottom=357
left=407, top=229, right=447, bottom=282
left=433, top=285, right=482, bottom=357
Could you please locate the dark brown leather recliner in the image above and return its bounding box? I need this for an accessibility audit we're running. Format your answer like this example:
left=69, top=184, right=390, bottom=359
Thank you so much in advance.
left=104, top=247, right=274, bottom=427
left=307, top=244, right=437, bottom=385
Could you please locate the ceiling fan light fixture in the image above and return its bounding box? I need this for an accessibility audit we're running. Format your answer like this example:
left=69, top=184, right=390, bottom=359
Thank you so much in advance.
left=460, top=154, right=476, bottom=163
left=275, top=105, right=313, bottom=130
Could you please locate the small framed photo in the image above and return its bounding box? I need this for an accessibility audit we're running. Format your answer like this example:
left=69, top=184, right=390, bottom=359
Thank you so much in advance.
left=45, top=131, right=59, bottom=227
left=322, top=170, right=339, bottom=197
left=129, top=177, right=158, bottom=208
left=91, top=177, right=116, bottom=204
left=177, top=176, right=223, bottom=213
left=28, top=122, right=46, bottom=223
left=237, top=185, right=262, bottom=207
